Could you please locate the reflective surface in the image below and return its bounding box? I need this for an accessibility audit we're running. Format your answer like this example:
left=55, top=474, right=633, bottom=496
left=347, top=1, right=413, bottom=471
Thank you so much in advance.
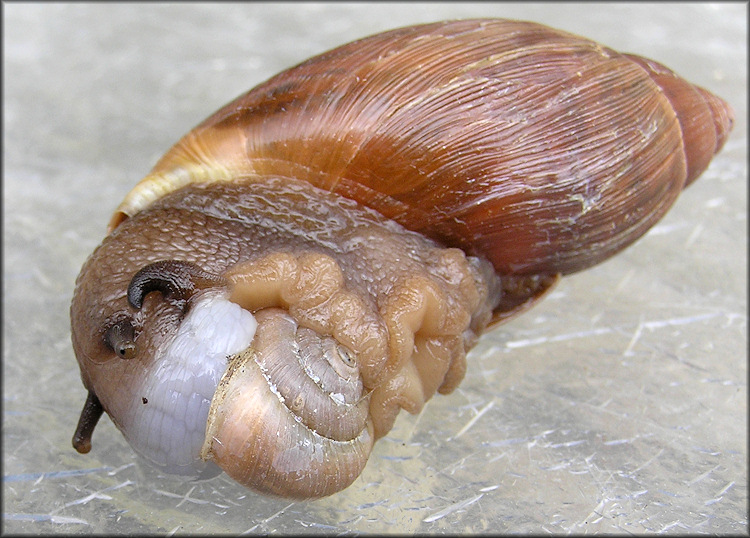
left=3, top=2, right=747, bottom=534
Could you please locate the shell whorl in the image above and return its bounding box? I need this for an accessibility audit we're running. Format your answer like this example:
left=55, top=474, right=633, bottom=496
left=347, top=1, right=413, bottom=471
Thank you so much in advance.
left=201, top=309, right=374, bottom=499
left=622, top=53, right=734, bottom=186
left=108, top=18, right=733, bottom=277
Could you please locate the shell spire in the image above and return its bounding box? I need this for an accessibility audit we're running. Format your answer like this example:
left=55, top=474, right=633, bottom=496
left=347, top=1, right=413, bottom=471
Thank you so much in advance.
left=624, top=53, right=734, bottom=186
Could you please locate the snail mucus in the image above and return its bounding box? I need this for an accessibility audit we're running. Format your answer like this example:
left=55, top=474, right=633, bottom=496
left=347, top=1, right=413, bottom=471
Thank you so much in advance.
left=70, top=18, right=733, bottom=499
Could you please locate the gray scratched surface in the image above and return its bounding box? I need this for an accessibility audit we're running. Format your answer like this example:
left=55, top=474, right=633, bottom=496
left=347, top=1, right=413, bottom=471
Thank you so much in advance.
left=3, top=2, right=747, bottom=534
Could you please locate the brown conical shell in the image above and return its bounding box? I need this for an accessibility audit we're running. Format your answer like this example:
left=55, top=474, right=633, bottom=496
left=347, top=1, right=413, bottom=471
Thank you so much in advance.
left=109, top=19, right=733, bottom=277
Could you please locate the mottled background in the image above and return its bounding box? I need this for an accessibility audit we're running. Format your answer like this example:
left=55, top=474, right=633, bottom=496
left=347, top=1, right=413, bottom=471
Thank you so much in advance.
left=3, top=2, right=746, bottom=534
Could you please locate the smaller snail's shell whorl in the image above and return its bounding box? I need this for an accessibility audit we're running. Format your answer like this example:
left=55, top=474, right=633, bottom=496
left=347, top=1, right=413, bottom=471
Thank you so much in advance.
left=201, top=309, right=374, bottom=499
left=622, top=53, right=733, bottom=186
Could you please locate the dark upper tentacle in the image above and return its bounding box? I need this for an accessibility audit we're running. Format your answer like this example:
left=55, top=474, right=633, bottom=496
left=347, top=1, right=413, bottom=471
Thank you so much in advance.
left=127, top=260, right=226, bottom=309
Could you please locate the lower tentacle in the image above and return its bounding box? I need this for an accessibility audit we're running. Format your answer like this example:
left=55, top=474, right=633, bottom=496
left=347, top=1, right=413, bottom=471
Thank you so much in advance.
left=72, top=391, right=104, bottom=454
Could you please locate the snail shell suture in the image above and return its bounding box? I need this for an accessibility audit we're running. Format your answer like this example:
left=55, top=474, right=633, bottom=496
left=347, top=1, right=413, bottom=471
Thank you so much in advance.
left=70, top=19, right=732, bottom=498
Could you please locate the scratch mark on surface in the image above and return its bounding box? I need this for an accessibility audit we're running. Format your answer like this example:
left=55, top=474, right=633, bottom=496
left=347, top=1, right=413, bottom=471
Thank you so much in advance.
left=648, top=222, right=687, bottom=235
left=693, top=446, right=722, bottom=456
left=485, top=437, right=528, bottom=448
left=640, top=313, right=720, bottom=330
left=405, top=401, right=429, bottom=442
left=107, top=463, right=135, bottom=476
left=629, top=448, right=664, bottom=475
left=241, top=503, right=294, bottom=534
left=549, top=439, right=586, bottom=448
left=612, top=269, right=636, bottom=296
left=3, top=467, right=113, bottom=482
left=381, top=455, right=413, bottom=461
left=541, top=462, right=570, bottom=471
left=505, top=313, right=722, bottom=351
left=356, top=500, right=387, bottom=510
left=296, top=520, right=338, bottom=529
left=154, top=485, right=227, bottom=508
left=686, top=464, right=720, bottom=486
left=715, top=481, right=735, bottom=497
left=603, top=433, right=653, bottom=446
left=3, top=513, right=89, bottom=525
left=660, top=520, right=688, bottom=532
left=53, top=480, right=134, bottom=511
left=506, top=327, right=613, bottom=349
left=704, top=477, right=738, bottom=506
left=423, top=494, right=484, bottom=523
left=449, top=400, right=494, bottom=440
left=603, top=438, right=631, bottom=446
left=622, top=318, right=644, bottom=357
left=684, top=223, right=704, bottom=247
left=580, top=498, right=606, bottom=527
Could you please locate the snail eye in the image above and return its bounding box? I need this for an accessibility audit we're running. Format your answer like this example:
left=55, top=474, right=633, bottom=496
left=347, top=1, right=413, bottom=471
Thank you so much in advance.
left=104, top=319, right=137, bottom=360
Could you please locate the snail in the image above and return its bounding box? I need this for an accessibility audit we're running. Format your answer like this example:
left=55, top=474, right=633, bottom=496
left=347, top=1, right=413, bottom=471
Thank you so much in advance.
left=70, top=18, right=733, bottom=499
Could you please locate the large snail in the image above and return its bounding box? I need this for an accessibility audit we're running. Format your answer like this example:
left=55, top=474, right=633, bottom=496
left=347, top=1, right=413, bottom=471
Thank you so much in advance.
left=70, top=18, right=733, bottom=499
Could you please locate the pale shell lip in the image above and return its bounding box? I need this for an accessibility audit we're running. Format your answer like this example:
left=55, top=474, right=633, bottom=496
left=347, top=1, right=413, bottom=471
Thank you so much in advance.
left=108, top=127, right=251, bottom=233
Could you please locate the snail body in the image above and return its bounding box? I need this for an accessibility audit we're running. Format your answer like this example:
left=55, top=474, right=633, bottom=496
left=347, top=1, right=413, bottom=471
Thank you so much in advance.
left=70, top=19, right=732, bottom=498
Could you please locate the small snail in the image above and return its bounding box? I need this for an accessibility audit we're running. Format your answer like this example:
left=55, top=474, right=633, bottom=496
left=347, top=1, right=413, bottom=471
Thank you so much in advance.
left=70, top=19, right=733, bottom=499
